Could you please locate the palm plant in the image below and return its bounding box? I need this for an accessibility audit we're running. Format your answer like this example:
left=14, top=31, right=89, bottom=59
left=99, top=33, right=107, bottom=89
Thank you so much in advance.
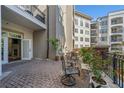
left=48, top=38, right=59, bottom=50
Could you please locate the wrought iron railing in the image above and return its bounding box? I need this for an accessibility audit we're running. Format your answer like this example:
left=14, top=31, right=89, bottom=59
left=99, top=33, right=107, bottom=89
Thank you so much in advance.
left=17, top=5, right=45, bottom=24
left=101, top=53, right=124, bottom=88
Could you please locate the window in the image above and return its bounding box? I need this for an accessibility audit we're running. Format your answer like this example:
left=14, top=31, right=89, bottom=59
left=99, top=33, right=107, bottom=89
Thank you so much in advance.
left=85, top=22, right=89, bottom=28
left=75, top=37, right=78, bottom=41
left=91, top=24, right=97, bottom=29
left=111, top=17, right=123, bottom=25
left=80, top=29, right=83, bottom=34
left=75, top=28, right=78, bottom=33
left=75, top=44, right=78, bottom=48
left=85, top=38, right=89, bottom=42
left=80, top=45, right=83, bottom=48
left=75, top=18, right=78, bottom=25
left=101, top=36, right=107, bottom=41
left=80, top=20, right=83, bottom=26
left=100, top=21, right=107, bottom=26
left=85, top=45, right=89, bottom=47
left=85, top=30, right=89, bottom=35
left=91, top=30, right=97, bottom=36
left=80, top=37, right=83, bottom=41
left=91, top=37, right=97, bottom=43
left=100, top=29, right=107, bottom=33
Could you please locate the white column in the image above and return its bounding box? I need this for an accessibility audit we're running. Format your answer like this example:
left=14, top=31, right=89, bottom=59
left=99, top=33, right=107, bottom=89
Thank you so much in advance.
left=3, top=37, right=8, bottom=64
left=0, top=5, right=2, bottom=76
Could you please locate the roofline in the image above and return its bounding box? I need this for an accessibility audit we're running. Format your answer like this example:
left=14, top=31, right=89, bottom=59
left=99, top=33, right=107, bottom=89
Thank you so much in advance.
left=74, top=11, right=92, bottom=20
left=109, top=9, right=124, bottom=14
left=97, top=16, right=108, bottom=20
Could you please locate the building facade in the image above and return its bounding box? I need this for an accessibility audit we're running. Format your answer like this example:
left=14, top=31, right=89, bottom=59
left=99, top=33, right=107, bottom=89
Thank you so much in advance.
left=91, top=10, right=124, bottom=54
left=0, top=5, right=74, bottom=76
left=90, top=21, right=99, bottom=47
left=74, top=11, right=92, bottom=49
left=97, top=16, right=109, bottom=47
left=108, top=10, right=124, bottom=53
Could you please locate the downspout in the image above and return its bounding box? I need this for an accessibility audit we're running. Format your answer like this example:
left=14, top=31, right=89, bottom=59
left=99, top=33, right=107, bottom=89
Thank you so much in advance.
left=73, top=5, right=75, bottom=49
left=47, top=5, right=49, bottom=58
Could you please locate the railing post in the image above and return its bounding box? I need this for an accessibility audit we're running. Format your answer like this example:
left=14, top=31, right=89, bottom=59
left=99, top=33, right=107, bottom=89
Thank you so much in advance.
left=113, top=54, right=117, bottom=84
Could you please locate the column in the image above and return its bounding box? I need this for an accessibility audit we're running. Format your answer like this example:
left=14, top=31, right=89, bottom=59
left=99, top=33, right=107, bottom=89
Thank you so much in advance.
left=0, top=5, right=2, bottom=76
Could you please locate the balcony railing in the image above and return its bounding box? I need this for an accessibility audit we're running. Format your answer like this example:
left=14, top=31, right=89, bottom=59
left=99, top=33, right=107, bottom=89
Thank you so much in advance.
left=17, top=5, right=45, bottom=24
left=111, top=38, right=123, bottom=42
left=111, top=17, right=123, bottom=25
left=111, top=39, right=123, bottom=42
left=111, top=26, right=123, bottom=33
left=101, top=53, right=124, bottom=88
left=111, top=30, right=123, bottom=33
left=91, top=32, right=97, bottom=36
left=111, top=48, right=122, bottom=51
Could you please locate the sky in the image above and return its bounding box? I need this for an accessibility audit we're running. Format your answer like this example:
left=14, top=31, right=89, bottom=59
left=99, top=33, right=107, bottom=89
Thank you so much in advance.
left=75, top=5, right=124, bottom=20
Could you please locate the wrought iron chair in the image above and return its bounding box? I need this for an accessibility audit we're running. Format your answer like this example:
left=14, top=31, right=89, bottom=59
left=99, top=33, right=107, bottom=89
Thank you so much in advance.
left=61, top=56, right=80, bottom=86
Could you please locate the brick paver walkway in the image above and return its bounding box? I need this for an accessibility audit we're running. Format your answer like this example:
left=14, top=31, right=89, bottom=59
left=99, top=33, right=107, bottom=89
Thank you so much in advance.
left=0, top=60, right=90, bottom=88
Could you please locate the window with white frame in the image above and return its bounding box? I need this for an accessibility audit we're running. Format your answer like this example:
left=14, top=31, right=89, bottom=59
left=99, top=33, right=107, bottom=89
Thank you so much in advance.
left=75, top=18, right=78, bottom=25
left=80, top=37, right=83, bottom=41
left=75, top=36, right=78, bottom=41
left=80, top=44, right=83, bottom=48
left=85, top=30, right=89, bottom=35
left=80, top=19, right=83, bottom=26
left=85, top=38, right=89, bottom=42
left=80, top=29, right=83, bottom=34
left=101, top=36, right=107, bottom=41
left=85, top=45, right=89, bottom=47
left=85, top=22, right=89, bottom=28
left=75, top=28, right=78, bottom=33
left=75, top=44, right=78, bottom=48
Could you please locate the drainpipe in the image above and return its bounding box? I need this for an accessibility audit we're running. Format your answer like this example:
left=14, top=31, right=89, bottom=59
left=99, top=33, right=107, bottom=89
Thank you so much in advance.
left=46, top=5, right=49, bottom=58
left=73, top=5, right=75, bottom=49
left=0, top=5, right=2, bottom=76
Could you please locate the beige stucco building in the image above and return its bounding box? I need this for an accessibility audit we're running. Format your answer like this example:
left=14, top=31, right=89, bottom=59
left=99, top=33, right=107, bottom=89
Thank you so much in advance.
left=74, top=11, right=92, bottom=48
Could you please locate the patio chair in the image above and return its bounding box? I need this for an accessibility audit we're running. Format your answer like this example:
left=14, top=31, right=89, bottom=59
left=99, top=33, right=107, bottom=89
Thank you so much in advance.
left=61, top=56, right=80, bottom=86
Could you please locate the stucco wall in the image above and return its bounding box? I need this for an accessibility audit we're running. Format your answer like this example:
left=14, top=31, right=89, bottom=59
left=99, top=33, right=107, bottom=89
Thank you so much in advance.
left=48, top=5, right=56, bottom=59
left=2, top=20, right=34, bottom=60
left=65, top=6, right=74, bottom=51
left=74, top=14, right=91, bottom=48
left=33, top=30, right=47, bottom=59
left=2, top=20, right=33, bottom=40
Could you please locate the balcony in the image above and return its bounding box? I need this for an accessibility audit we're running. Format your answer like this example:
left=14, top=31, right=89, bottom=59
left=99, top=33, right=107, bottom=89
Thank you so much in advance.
left=111, top=45, right=122, bottom=52
left=111, top=26, right=123, bottom=35
left=111, top=17, right=123, bottom=25
left=2, top=5, right=46, bottom=30
left=91, top=30, right=97, bottom=36
left=91, top=24, right=97, bottom=29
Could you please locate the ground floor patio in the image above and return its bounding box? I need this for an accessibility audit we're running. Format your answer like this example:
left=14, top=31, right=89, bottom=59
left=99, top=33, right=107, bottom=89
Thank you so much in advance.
left=0, top=60, right=90, bottom=88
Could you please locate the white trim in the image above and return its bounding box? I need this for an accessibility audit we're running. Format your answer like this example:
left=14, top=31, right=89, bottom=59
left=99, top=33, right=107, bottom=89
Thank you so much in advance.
left=21, top=39, right=32, bottom=60
left=2, top=37, right=8, bottom=64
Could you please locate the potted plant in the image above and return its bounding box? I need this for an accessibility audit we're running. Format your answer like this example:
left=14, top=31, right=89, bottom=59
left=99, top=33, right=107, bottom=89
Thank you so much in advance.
left=80, top=48, right=108, bottom=88
left=90, top=51, right=108, bottom=88
left=48, top=38, right=60, bottom=61
left=79, top=48, right=94, bottom=69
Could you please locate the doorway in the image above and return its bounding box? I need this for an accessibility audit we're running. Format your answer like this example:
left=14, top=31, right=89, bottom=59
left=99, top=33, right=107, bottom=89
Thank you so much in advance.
left=8, top=38, right=21, bottom=62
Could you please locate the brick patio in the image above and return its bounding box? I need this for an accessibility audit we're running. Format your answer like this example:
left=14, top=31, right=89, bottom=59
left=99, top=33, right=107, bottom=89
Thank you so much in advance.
left=0, top=60, right=90, bottom=88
